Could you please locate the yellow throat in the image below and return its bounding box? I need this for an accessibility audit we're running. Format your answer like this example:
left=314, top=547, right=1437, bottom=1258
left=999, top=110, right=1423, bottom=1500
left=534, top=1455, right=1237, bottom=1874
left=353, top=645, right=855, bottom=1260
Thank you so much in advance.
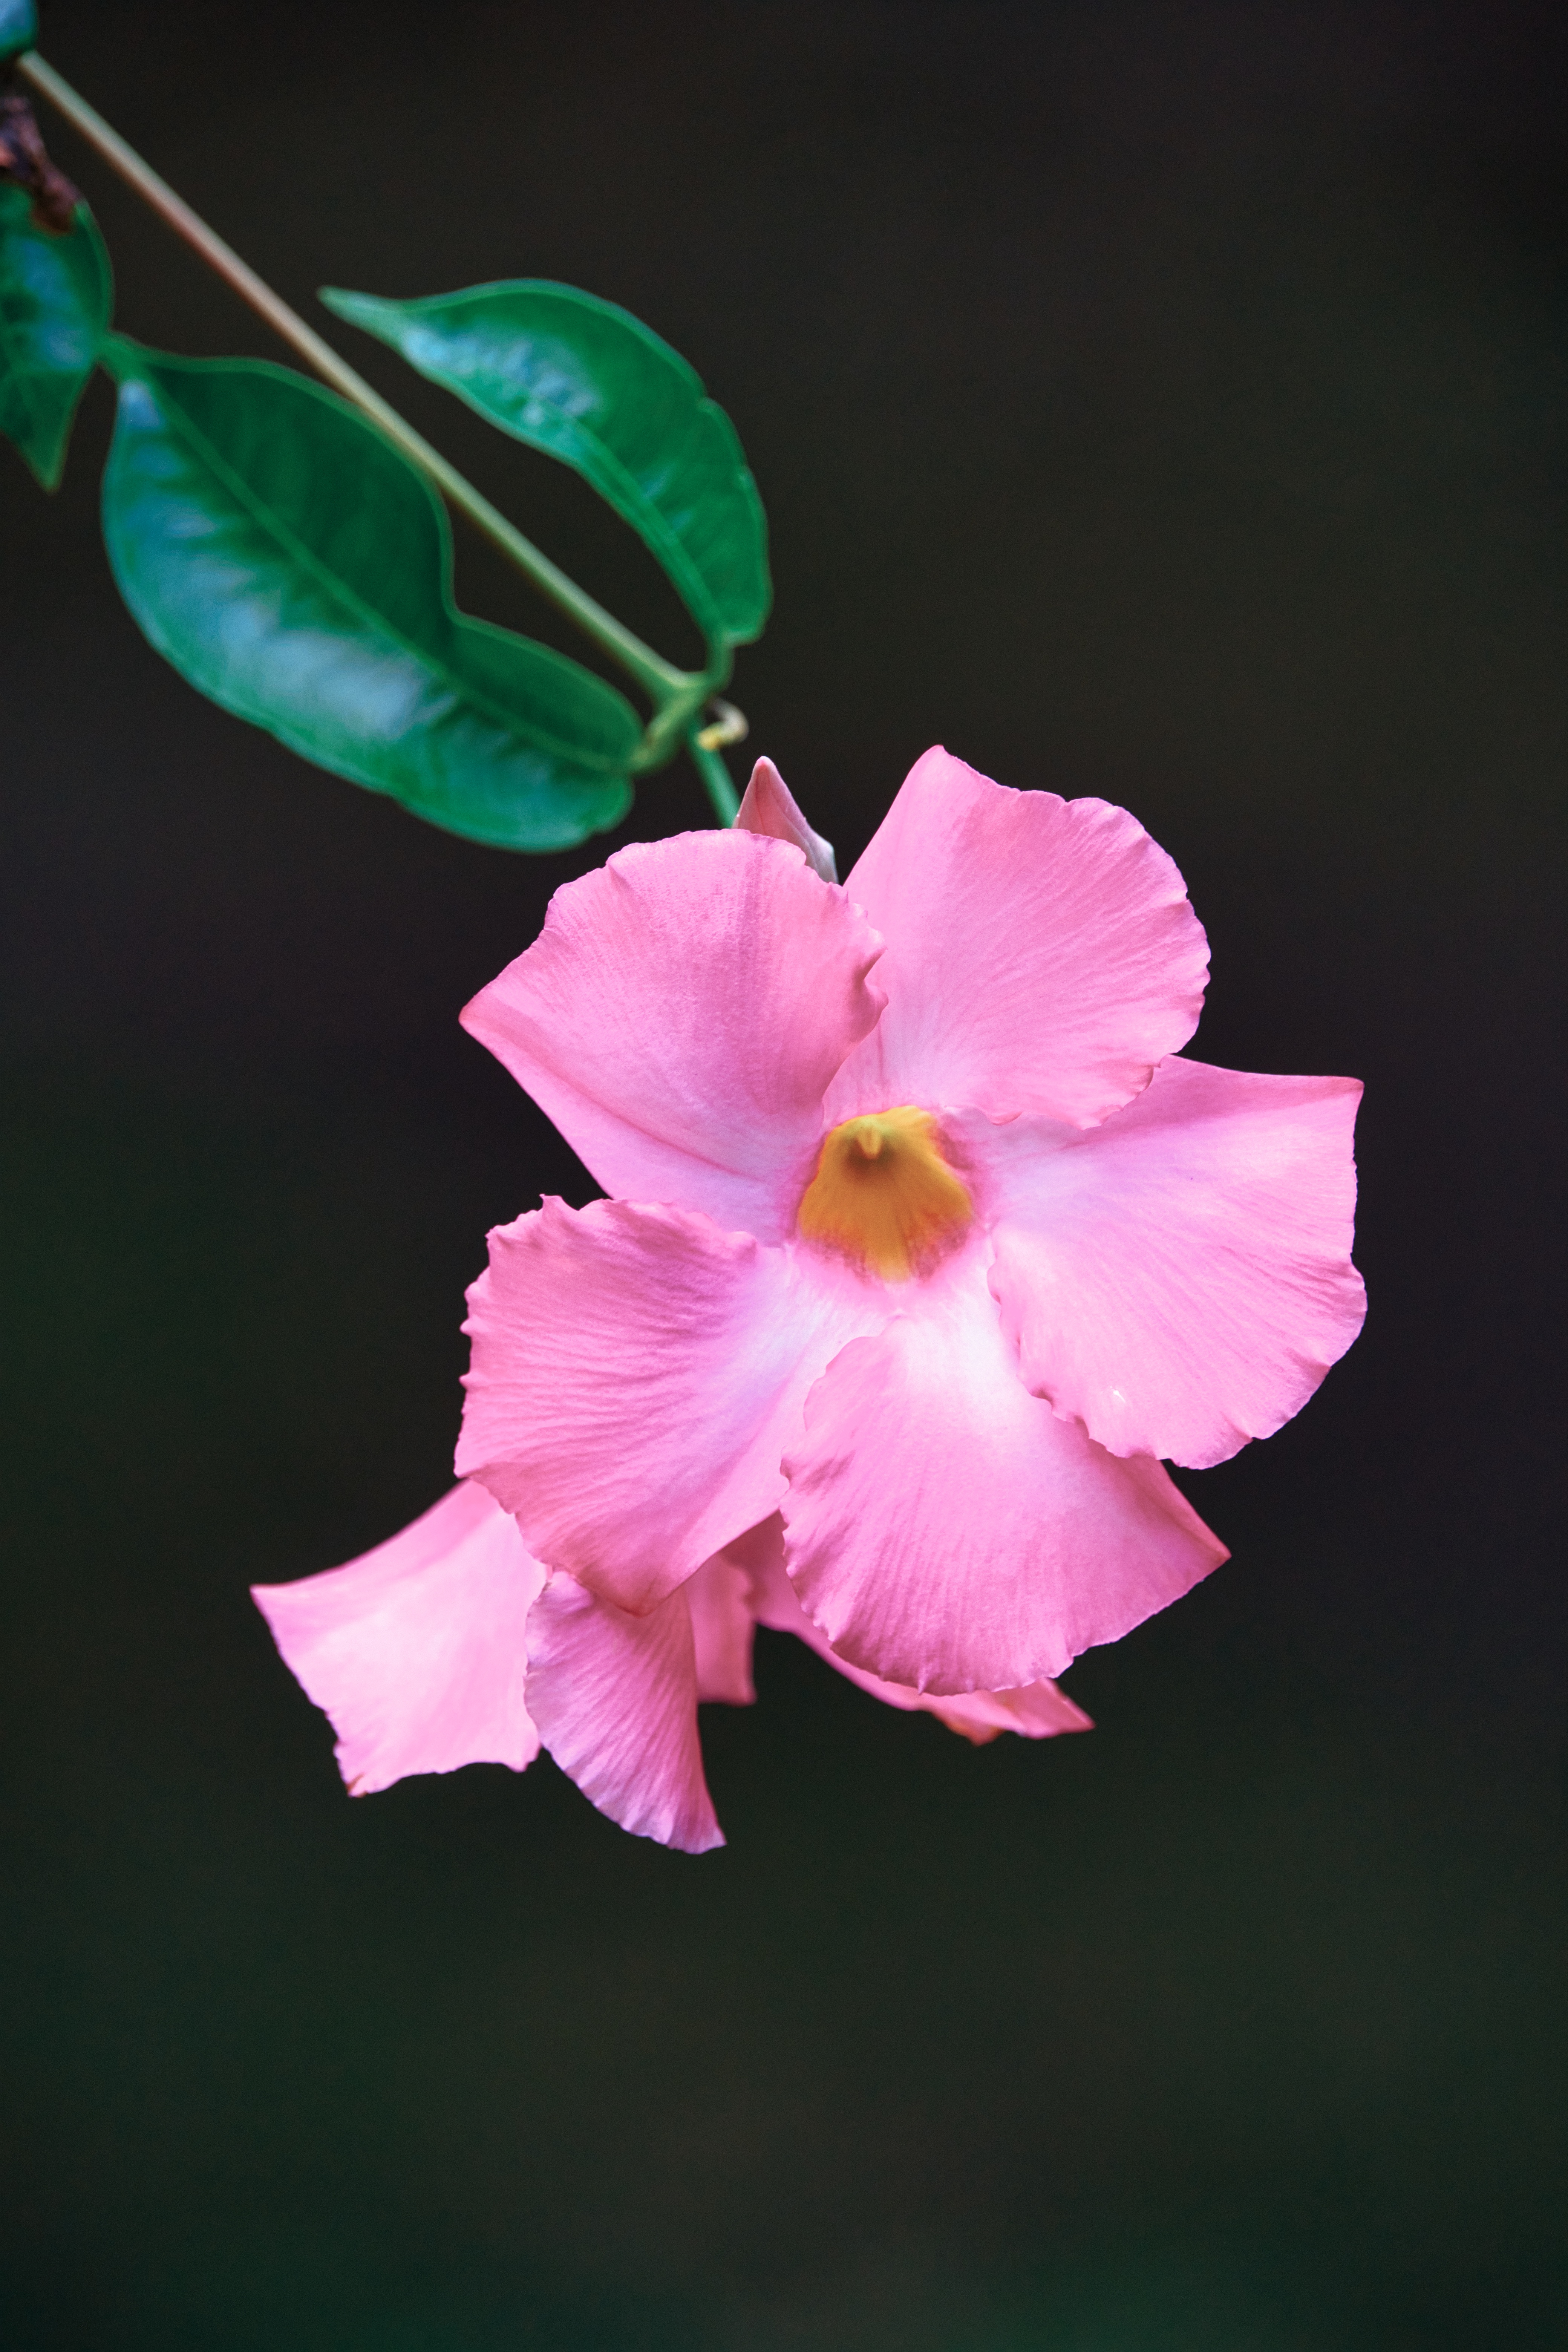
left=796, top=1106, right=974, bottom=1281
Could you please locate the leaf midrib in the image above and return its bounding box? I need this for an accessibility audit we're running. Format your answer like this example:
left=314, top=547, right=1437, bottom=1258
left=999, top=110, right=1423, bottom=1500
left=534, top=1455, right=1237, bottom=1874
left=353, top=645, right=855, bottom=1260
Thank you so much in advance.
left=547, top=406, right=737, bottom=646
left=122, top=361, right=634, bottom=776
left=387, top=312, right=744, bottom=645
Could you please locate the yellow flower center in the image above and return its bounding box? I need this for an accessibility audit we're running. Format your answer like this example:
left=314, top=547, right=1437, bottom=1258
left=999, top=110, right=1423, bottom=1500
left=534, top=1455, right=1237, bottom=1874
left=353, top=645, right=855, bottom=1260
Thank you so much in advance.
left=796, top=1107, right=974, bottom=1281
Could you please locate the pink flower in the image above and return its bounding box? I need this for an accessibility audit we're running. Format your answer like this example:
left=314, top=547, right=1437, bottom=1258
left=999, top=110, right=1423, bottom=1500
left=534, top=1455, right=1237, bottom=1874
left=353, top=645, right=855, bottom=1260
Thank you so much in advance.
left=254, top=747, right=1365, bottom=1851
left=254, top=1482, right=1092, bottom=1852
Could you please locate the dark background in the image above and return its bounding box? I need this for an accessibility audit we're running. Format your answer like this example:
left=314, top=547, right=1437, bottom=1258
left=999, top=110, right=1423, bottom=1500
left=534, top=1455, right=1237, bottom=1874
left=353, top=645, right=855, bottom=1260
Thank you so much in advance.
left=2, top=2, right=1563, bottom=2344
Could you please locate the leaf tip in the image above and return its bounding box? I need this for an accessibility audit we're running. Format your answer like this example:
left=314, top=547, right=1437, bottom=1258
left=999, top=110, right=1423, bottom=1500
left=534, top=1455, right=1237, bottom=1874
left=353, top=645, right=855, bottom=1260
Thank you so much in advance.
left=317, top=285, right=380, bottom=328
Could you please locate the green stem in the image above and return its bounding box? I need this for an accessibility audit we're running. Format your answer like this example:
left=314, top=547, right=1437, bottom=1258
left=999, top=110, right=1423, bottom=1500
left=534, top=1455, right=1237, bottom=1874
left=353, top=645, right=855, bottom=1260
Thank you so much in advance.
left=686, top=728, right=740, bottom=826
left=17, top=49, right=691, bottom=709
left=631, top=646, right=731, bottom=772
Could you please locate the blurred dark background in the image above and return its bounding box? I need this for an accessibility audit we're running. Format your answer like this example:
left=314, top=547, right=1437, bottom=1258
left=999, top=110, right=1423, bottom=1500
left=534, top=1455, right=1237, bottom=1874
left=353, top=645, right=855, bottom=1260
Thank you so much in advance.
left=2, top=2, right=1563, bottom=2344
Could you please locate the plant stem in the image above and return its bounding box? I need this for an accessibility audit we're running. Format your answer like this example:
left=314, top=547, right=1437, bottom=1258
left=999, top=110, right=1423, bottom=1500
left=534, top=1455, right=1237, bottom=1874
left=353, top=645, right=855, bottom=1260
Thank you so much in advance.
left=17, top=49, right=690, bottom=707
left=685, top=728, right=740, bottom=826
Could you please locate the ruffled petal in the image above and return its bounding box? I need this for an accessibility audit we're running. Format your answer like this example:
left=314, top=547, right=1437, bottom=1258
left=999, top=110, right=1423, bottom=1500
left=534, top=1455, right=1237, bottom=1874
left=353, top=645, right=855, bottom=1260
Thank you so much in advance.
left=825, top=747, right=1209, bottom=1130
left=524, top=1573, right=723, bottom=1853
left=980, top=1057, right=1367, bottom=1469
left=461, top=829, right=882, bottom=1240
left=781, top=1266, right=1227, bottom=1694
left=251, top=1482, right=544, bottom=1794
left=735, top=755, right=838, bottom=882
left=456, top=1196, right=876, bottom=1616
left=725, top=1517, right=1092, bottom=1744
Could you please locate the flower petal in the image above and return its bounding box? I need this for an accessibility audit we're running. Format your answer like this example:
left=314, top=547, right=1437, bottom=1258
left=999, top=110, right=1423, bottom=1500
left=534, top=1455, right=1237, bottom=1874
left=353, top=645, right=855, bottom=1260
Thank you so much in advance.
left=980, top=1057, right=1367, bottom=1469
left=687, top=1551, right=757, bottom=1704
left=251, top=1482, right=544, bottom=1794
left=924, top=1680, right=1095, bottom=1745
left=725, top=1516, right=1092, bottom=1743
left=781, top=1266, right=1227, bottom=1694
left=461, top=829, right=882, bottom=1239
left=524, top=1573, right=723, bottom=1853
left=825, top=747, right=1209, bottom=1130
left=456, top=1196, right=874, bottom=1616
left=735, top=755, right=838, bottom=882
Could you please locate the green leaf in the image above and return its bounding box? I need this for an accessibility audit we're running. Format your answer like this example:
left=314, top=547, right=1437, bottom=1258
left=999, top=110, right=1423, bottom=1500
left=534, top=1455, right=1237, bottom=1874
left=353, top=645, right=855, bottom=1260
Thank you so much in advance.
left=98, top=340, right=639, bottom=852
left=322, top=280, right=771, bottom=655
left=0, top=0, right=37, bottom=65
left=0, top=187, right=112, bottom=488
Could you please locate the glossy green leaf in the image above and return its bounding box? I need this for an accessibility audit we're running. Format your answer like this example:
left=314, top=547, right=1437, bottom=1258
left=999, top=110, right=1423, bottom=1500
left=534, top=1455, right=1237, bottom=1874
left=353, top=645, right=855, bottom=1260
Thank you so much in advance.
left=98, top=340, right=639, bottom=851
left=0, top=0, right=37, bottom=64
left=0, top=187, right=111, bottom=488
left=322, top=280, right=771, bottom=654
